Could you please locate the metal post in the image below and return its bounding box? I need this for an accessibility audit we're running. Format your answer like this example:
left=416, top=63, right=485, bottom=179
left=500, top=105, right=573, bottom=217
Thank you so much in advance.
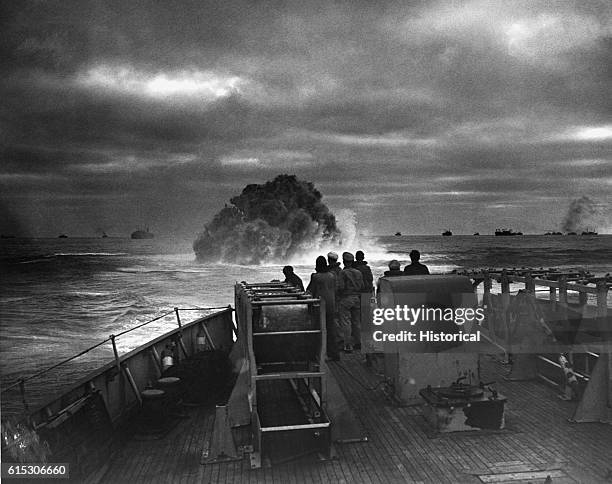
left=110, top=334, right=126, bottom=406
left=596, top=281, right=608, bottom=318
left=483, top=271, right=491, bottom=305
left=595, top=281, right=612, bottom=413
left=174, top=308, right=189, bottom=358
left=501, top=270, right=510, bottom=346
left=596, top=282, right=609, bottom=355
left=201, top=322, right=217, bottom=350
left=178, top=337, right=189, bottom=359
left=110, top=335, right=121, bottom=375
left=122, top=364, right=142, bottom=405
left=150, top=346, right=162, bottom=377
left=525, top=272, right=535, bottom=294
left=549, top=284, right=557, bottom=311
left=174, top=307, right=182, bottom=329
left=558, top=276, right=568, bottom=321
left=501, top=270, right=510, bottom=295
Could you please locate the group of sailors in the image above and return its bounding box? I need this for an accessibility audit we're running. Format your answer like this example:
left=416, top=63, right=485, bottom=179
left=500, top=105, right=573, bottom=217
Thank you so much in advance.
left=384, top=250, right=430, bottom=276
left=281, top=249, right=430, bottom=361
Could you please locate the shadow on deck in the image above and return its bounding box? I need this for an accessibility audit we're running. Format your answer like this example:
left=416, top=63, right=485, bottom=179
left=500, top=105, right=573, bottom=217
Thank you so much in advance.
left=101, top=354, right=612, bottom=483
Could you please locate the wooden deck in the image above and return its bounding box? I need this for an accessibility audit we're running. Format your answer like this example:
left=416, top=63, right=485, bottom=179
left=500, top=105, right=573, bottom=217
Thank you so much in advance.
left=101, top=354, right=612, bottom=483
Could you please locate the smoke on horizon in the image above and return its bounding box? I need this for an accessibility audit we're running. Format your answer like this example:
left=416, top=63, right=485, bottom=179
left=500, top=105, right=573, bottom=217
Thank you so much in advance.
left=193, top=175, right=341, bottom=264
left=561, top=196, right=599, bottom=233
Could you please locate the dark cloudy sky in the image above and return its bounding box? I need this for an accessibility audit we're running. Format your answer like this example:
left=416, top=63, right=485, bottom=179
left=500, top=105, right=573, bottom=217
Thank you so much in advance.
left=2, top=0, right=611, bottom=237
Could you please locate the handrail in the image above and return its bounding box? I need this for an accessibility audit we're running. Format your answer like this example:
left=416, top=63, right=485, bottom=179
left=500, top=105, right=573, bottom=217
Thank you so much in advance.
left=457, top=268, right=612, bottom=291
left=174, top=306, right=232, bottom=311
left=459, top=268, right=610, bottom=310
left=113, top=309, right=175, bottom=338
left=1, top=306, right=233, bottom=394
left=3, top=339, right=112, bottom=392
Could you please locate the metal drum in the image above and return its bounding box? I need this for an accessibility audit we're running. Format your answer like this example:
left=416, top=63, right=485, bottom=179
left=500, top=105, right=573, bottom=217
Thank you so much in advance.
left=157, top=377, right=182, bottom=413
left=139, top=389, right=167, bottom=431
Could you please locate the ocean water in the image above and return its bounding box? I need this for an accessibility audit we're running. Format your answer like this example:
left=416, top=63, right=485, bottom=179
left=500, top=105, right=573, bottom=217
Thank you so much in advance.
left=1, top=234, right=611, bottom=415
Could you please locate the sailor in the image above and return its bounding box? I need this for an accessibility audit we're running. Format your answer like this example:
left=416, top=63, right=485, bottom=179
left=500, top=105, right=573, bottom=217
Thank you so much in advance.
left=327, top=251, right=342, bottom=277
left=403, top=250, right=430, bottom=275
left=377, top=260, right=404, bottom=309
left=326, top=251, right=343, bottom=352
left=384, top=260, right=404, bottom=277
left=282, top=265, right=304, bottom=291
left=353, top=250, right=374, bottom=294
left=337, top=252, right=364, bottom=353
left=307, top=256, right=339, bottom=361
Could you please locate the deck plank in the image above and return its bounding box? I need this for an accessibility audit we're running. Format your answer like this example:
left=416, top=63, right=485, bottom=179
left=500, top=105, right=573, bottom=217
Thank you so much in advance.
left=100, top=353, right=612, bottom=483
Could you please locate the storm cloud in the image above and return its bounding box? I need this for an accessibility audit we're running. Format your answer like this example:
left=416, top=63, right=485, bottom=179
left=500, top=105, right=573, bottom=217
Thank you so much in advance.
left=1, top=0, right=611, bottom=237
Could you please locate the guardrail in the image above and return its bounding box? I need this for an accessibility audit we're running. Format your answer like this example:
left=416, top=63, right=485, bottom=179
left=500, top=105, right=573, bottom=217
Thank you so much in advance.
left=479, top=270, right=609, bottom=322
left=463, top=268, right=610, bottom=390
left=1, top=306, right=233, bottom=416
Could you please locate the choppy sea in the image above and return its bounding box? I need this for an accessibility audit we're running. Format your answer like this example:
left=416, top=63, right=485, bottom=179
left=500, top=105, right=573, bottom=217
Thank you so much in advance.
left=1, top=234, right=611, bottom=416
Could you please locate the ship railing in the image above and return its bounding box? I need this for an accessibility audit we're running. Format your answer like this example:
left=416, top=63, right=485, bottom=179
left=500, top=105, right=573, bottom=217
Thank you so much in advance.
left=465, top=268, right=610, bottom=388
left=1, top=305, right=234, bottom=417
left=478, top=269, right=610, bottom=318
left=457, top=268, right=611, bottom=306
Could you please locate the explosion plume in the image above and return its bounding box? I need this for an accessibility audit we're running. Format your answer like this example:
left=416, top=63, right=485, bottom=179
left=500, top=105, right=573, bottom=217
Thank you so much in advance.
left=193, top=175, right=341, bottom=264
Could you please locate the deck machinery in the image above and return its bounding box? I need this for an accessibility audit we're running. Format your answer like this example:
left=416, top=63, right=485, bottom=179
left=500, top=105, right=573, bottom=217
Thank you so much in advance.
left=376, top=275, right=507, bottom=432
left=234, top=282, right=332, bottom=467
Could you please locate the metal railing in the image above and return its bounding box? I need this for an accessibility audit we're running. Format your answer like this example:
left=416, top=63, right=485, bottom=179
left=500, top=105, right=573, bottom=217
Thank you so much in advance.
left=1, top=306, right=233, bottom=405
left=469, top=268, right=610, bottom=391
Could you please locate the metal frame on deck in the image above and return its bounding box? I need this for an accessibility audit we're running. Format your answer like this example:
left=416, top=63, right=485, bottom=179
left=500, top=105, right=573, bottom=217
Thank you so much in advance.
left=234, top=282, right=332, bottom=468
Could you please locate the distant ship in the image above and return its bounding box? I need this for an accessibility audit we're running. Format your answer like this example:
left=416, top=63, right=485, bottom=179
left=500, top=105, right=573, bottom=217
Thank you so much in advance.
left=442, top=230, right=452, bottom=236
left=101, top=232, right=108, bottom=238
left=473, top=232, right=480, bottom=236
left=58, top=234, right=68, bottom=238
left=131, top=228, right=154, bottom=239
left=394, top=232, right=402, bottom=236
left=495, top=228, right=522, bottom=236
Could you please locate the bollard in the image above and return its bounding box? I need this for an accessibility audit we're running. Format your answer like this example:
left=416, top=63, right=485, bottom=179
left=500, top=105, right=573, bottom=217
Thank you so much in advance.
left=139, top=388, right=167, bottom=433
left=157, top=376, right=184, bottom=416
